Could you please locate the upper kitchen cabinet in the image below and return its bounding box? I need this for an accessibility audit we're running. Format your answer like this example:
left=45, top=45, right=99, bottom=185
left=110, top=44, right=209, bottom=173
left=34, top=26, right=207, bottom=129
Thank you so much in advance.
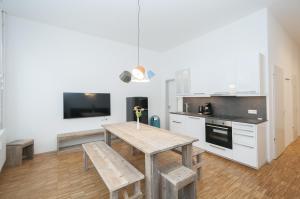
left=174, top=53, right=266, bottom=96
left=235, top=53, right=266, bottom=96
left=190, top=53, right=237, bottom=95
left=175, top=68, right=191, bottom=96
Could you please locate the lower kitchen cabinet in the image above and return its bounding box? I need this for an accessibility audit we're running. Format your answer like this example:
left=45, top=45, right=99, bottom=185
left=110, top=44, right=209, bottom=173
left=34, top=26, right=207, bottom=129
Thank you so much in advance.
left=232, top=122, right=267, bottom=169
left=185, top=116, right=206, bottom=148
left=169, top=114, right=206, bottom=148
left=205, top=143, right=233, bottom=159
left=170, top=113, right=267, bottom=169
left=169, top=114, right=187, bottom=134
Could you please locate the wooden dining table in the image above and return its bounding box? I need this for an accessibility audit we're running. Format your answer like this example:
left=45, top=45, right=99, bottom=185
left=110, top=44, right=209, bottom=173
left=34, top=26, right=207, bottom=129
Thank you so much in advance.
left=102, top=122, right=198, bottom=199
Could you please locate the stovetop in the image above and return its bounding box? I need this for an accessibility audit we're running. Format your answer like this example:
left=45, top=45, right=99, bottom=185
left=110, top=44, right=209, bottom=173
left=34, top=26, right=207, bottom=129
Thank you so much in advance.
left=170, top=112, right=267, bottom=124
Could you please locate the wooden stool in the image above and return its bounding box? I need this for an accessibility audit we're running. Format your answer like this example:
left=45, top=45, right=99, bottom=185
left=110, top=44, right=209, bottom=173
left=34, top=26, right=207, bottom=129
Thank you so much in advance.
left=161, top=166, right=197, bottom=199
left=173, top=146, right=204, bottom=179
left=6, top=139, right=34, bottom=166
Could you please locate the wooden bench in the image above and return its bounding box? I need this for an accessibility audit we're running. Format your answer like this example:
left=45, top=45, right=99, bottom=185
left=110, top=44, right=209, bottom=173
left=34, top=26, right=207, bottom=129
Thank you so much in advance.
left=57, top=129, right=104, bottom=152
left=161, top=166, right=197, bottom=199
left=6, top=139, right=34, bottom=166
left=82, top=141, right=144, bottom=199
left=173, top=146, right=204, bottom=179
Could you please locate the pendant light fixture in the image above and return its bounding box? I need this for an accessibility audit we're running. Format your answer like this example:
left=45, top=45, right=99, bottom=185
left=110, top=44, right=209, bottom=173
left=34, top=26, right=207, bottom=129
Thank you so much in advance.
left=119, top=0, right=155, bottom=83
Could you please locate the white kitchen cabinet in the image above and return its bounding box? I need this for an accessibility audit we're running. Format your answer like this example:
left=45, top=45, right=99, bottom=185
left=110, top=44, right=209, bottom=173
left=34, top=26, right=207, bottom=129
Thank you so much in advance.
left=185, top=116, right=206, bottom=148
left=169, top=114, right=187, bottom=134
left=190, top=66, right=212, bottom=95
left=175, top=53, right=266, bottom=96
left=169, top=114, right=206, bottom=148
left=235, top=53, right=266, bottom=96
left=205, top=142, right=233, bottom=159
left=232, top=122, right=267, bottom=169
left=175, top=69, right=191, bottom=96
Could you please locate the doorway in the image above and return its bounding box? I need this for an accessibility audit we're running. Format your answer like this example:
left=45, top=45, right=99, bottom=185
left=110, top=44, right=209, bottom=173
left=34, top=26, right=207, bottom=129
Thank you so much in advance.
left=273, top=66, right=285, bottom=159
left=284, top=76, right=294, bottom=147
left=273, top=66, right=297, bottom=159
left=165, top=79, right=177, bottom=130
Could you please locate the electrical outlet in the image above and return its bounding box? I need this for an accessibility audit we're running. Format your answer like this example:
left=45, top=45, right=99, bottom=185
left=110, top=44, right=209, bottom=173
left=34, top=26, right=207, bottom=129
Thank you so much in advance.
left=248, top=110, right=257, bottom=115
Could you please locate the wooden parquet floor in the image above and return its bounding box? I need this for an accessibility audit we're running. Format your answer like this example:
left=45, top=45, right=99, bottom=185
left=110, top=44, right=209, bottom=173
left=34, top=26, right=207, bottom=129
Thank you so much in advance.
left=0, top=138, right=300, bottom=199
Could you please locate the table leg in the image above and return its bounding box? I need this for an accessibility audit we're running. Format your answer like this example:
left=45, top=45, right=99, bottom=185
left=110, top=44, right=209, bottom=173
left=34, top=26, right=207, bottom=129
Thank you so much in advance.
left=145, top=153, right=159, bottom=199
left=181, top=144, right=195, bottom=199
left=104, top=130, right=112, bottom=146
left=182, top=144, right=192, bottom=168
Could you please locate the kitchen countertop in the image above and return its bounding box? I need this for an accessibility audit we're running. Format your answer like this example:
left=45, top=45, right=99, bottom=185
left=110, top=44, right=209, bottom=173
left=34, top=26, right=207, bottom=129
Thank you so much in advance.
left=170, top=112, right=267, bottom=124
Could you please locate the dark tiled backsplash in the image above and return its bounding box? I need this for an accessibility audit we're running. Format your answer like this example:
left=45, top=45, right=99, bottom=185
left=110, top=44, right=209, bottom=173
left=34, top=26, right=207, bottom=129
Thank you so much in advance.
left=183, top=96, right=267, bottom=120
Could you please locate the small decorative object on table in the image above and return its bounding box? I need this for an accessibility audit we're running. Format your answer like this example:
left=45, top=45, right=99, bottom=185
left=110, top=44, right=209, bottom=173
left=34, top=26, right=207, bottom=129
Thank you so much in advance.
left=134, top=106, right=144, bottom=130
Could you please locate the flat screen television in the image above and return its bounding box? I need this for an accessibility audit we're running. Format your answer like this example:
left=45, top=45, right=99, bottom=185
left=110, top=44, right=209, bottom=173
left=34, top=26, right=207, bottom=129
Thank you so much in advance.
left=63, top=92, right=111, bottom=119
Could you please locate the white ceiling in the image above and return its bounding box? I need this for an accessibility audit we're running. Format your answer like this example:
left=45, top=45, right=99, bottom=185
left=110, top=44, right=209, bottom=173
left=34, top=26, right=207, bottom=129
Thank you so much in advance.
left=3, top=0, right=284, bottom=51
left=270, top=0, right=300, bottom=45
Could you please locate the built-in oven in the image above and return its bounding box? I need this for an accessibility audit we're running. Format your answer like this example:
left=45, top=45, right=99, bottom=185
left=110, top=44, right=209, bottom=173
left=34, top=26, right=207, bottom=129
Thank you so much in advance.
left=205, top=118, right=232, bottom=149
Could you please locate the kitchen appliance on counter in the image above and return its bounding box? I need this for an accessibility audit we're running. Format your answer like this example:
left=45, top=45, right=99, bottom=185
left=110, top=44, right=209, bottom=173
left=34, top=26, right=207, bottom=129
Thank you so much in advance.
left=203, top=103, right=213, bottom=115
left=205, top=118, right=232, bottom=149
left=126, top=97, right=148, bottom=124
left=198, top=105, right=204, bottom=114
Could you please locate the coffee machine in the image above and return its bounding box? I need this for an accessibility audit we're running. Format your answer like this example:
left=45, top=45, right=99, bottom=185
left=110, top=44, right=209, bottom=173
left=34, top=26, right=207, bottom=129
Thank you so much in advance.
left=203, top=103, right=213, bottom=115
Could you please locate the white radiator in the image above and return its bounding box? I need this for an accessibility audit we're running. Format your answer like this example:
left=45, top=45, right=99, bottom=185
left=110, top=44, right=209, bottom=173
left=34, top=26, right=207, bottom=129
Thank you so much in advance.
left=0, top=129, right=5, bottom=172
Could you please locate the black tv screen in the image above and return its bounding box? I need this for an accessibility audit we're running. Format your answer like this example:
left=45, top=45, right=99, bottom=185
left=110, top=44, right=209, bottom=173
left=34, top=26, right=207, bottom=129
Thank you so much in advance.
left=63, top=92, right=111, bottom=119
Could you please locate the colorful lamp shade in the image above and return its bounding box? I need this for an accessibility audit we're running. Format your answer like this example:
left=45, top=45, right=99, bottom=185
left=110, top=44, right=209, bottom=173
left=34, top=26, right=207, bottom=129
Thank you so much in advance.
left=147, top=70, right=155, bottom=79
left=119, top=70, right=132, bottom=83
left=132, top=66, right=146, bottom=80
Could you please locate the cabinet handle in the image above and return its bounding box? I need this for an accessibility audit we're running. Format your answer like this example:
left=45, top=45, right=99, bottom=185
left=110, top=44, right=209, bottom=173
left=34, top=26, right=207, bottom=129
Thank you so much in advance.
left=209, top=144, right=226, bottom=151
left=188, top=116, right=200, bottom=119
left=172, top=121, right=182, bottom=124
left=193, top=93, right=205, bottom=95
left=233, top=128, right=254, bottom=133
left=234, top=123, right=254, bottom=128
left=234, top=142, right=254, bottom=149
left=233, top=133, right=254, bottom=138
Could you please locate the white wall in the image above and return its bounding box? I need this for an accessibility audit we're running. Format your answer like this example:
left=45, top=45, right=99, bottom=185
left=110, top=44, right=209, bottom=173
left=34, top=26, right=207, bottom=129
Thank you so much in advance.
left=4, top=16, right=163, bottom=153
left=268, top=11, right=300, bottom=153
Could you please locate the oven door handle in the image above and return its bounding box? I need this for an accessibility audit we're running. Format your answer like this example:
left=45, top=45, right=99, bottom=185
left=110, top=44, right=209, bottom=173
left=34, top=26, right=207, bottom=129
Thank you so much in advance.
left=206, top=124, right=229, bottom=130
left=209, top=144, right=226, bottom=151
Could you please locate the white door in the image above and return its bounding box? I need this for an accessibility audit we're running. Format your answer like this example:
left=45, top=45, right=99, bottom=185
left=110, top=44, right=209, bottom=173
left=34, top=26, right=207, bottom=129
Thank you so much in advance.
left=166, top=80, right=177, bottom=129
left=273, top=66, right=285, bottom=159
left=292, top=76, right=298, bottom=140
left=284, top=76, right=294, bottom=147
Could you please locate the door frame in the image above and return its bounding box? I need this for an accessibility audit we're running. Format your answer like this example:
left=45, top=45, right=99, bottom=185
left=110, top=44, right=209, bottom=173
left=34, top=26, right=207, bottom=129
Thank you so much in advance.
left=165, top=79, right=175, bottom=130
left=272, top=66, right=285, bottom=159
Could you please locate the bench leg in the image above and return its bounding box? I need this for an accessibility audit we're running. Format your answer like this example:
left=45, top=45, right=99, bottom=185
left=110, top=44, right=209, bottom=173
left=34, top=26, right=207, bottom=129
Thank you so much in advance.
left=196, top=154, right=201, bottom=180
left=182, top=182, right=196, bottom=199
left=110, top=191, right=118, bottom=199
left=23, top=144, right=34, bottom=159
left=133, top=181, right=142, bottom=199
left=104, top=130, right=112, bottom=146
left=161, top=176, right=178, bottom=199
left=124, top=181, right=142, bottom=199
left=83, top=151, right=88, bottom=171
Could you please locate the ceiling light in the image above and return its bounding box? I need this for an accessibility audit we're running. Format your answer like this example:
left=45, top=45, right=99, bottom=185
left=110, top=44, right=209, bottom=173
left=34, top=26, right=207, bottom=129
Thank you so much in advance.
left=119, top=0, right=155, bottom=84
